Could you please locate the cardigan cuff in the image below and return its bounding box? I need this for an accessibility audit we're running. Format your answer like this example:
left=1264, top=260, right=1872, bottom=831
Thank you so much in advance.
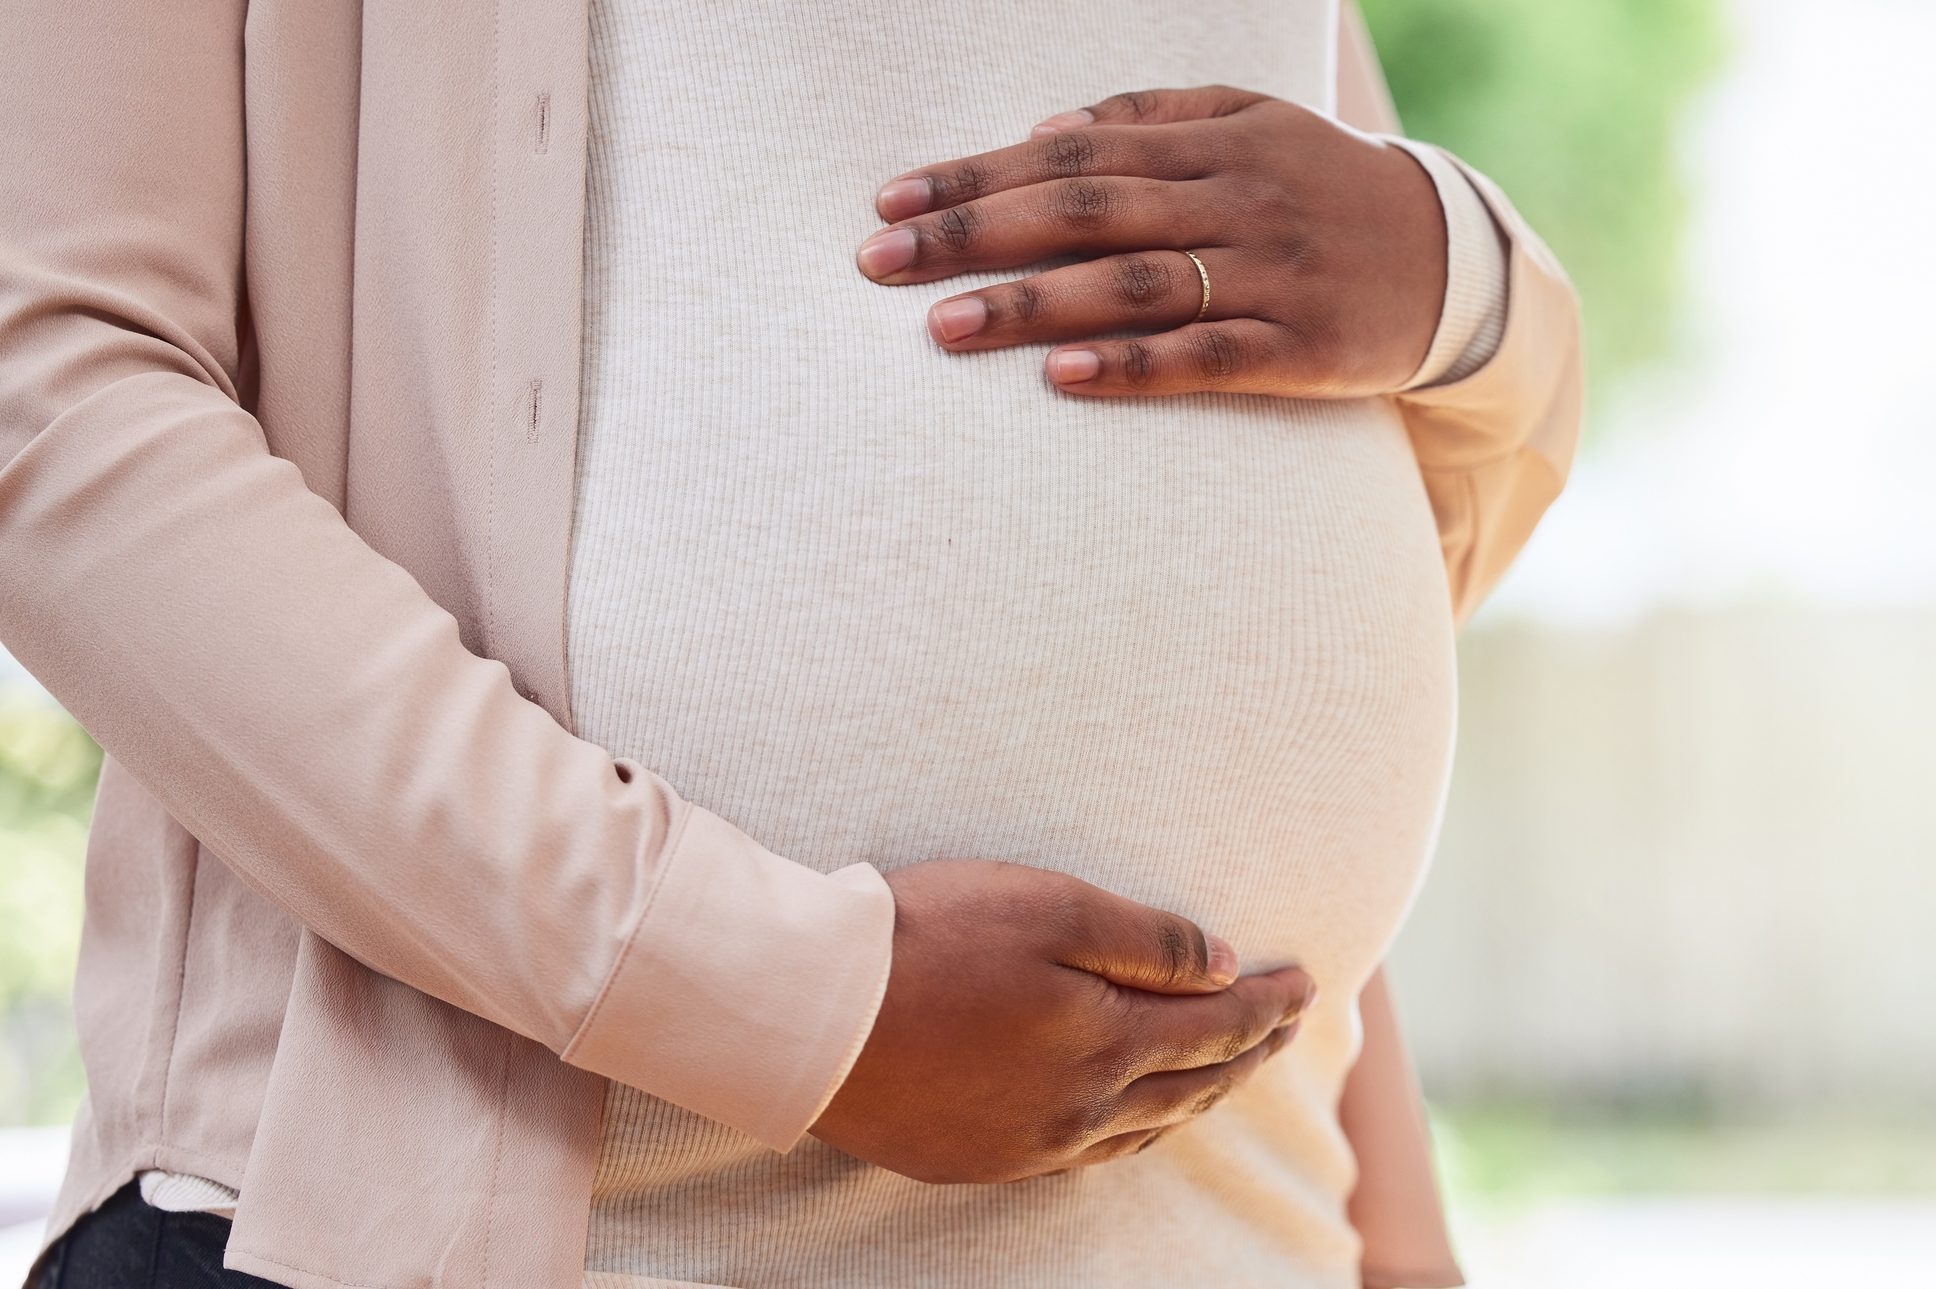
left=561, top=790, right=896, bottom=1152
left=1385, top=136, right=1511, bottom=393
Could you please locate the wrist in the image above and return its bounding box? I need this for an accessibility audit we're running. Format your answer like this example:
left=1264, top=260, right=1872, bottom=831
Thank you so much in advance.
left=1371, top=135, right=1453, bottom=390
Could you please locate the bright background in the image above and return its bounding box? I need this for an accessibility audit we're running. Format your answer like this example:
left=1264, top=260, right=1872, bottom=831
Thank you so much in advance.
left=1365, top=0, right=1936, bottom=1281
left=4, top=0, right=1934, bottom=1283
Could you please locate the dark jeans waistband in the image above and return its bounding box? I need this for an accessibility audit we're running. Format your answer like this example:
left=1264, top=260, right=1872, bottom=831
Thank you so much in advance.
left=34, top=1181, right=278, bottom=1289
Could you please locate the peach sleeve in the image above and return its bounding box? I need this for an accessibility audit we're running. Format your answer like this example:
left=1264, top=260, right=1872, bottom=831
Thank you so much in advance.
left=1391, top=145, right=1585, bottom=630
left=0, top=0, right=890, bottom=1153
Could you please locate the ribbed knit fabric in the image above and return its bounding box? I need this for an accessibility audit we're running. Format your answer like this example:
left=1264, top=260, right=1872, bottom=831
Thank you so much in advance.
left=1391, top=139, right=1510, bottom=392
left=136, top=1170, right=237, bottom=1220
left=565, top=2, right=1505, bottom=1287
left=130, top=1, right=1507, bottom=1276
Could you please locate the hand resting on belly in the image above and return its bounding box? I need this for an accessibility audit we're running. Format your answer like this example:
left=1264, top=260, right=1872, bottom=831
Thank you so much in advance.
left=811, top=859, right=1315, bottom=1185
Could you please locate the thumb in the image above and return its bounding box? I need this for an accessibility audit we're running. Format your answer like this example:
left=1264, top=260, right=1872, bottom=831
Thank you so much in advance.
left=1053, top=884, right=1241, bottom=995
left=1029, top=84, right=1269, bottom=136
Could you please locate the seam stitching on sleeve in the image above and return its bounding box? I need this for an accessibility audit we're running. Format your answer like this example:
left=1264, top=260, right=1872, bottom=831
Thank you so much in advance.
left=560, top=800, right=698, bottom=1063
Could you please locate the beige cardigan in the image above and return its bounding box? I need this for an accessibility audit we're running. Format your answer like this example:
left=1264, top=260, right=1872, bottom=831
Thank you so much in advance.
left=0, top=0, right=1581, bottom=1284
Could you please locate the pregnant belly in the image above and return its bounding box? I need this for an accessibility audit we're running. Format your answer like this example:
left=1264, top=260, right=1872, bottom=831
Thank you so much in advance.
left=565, top=366, right=1456, bottom=990
left=569, top=0, right=1449, bottom=979
left=568, top=2, right=1445, bottom=1273
left=567, top=375, right=1456, bottom=1281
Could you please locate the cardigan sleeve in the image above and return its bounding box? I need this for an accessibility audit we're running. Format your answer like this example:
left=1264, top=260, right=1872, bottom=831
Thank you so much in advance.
left=1389, top=146, right=1585, bottom=630
left=1341, top=9, right=1585, bottom=632
left=1331, top=6, right=1585, bottom=1287
left=0, top=0, right=891, bottom=1154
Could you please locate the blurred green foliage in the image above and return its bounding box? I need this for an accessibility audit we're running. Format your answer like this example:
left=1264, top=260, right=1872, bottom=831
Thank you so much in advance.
left=1434, top=1102, right=1936, bottom=1203
left=1360, top=0, right=1729, bottom=415
left=0, top=685, right=97, bottom=1124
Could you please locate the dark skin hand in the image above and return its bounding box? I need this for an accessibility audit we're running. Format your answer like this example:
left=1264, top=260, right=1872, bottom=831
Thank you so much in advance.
left=810, top=860, right=1316, bottom=1185
left=855, top=84, right=1449, bottom=398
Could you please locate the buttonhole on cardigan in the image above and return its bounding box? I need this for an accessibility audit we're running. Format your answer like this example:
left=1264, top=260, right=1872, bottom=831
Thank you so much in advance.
left=526, top=379, right=543, bottom=442
left=535, top=92, right=550, bottom=153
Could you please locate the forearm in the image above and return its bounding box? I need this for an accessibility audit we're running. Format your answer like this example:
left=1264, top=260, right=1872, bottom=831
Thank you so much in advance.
left=1391, top=149, right=1583, bottom=629
left=1342, top=966, right=1466, bottom=1289
left=0, top=0, right=893, bottom=1151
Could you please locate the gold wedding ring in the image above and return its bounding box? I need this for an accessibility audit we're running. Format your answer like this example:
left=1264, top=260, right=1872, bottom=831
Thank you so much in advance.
left=1182, top=249, right=1211, bottom=323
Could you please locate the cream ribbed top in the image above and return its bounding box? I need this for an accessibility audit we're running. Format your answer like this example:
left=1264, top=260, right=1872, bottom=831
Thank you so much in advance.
left=563, top=1, right=1504, bottom=1286
left=140, top=0, right=1505, bottom=1280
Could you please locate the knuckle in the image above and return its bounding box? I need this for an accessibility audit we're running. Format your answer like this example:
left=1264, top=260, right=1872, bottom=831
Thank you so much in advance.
left=1284, top=311, right=1346, bottom=390
left=1005, top=278, right=1045, bottom=325
left=1120, top=339, right=1158, bottom=388
left=933, top=203, right=980, bottom=254
left=1043, top=129, right=1099, bottom=178
left=1151, top=918, right=1193, bottom=987
left=1247, top=184, right=1299, bottom=228
left=1189, top=327, right=1243, bottom=382
left=1181, top=919, right=1211, bottom=977
left=930, top=161, right=992, bottom=206
left=1269, top=231, right=1320, bottom=275
left=1206, top=84, right=1252, bottom=116
left=1028, top=873, right=1089, bottom=941
left=1111, top=253, right=1172, bottom=312
left=1041, top=1097, right=1109, bottom=1155
left=1188, top=1073, right=1237, bottom=1118
left=1106, top=89, right=1159, bottom=120
left=1090, top=1025, right=1142, bottom=1086
left=1052, top=178, right=1119, bottom=230
left=1211, top=1024, right=1252, bottom=1066
left=1065, top=966, right=1134, bottom=1050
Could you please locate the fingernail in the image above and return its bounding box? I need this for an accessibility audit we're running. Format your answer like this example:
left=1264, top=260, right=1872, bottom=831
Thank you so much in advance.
left=876, top=177, right=932, bottom=221
left=1048, top=349, right=1100, bottom=384
left=1205, top=935, right=1240, bottom=986
left=857, top=227, right=918, bottom=279
left=929, top=296, right=987, bottom=343
left=1030, top=108, right=1094, bottom=136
